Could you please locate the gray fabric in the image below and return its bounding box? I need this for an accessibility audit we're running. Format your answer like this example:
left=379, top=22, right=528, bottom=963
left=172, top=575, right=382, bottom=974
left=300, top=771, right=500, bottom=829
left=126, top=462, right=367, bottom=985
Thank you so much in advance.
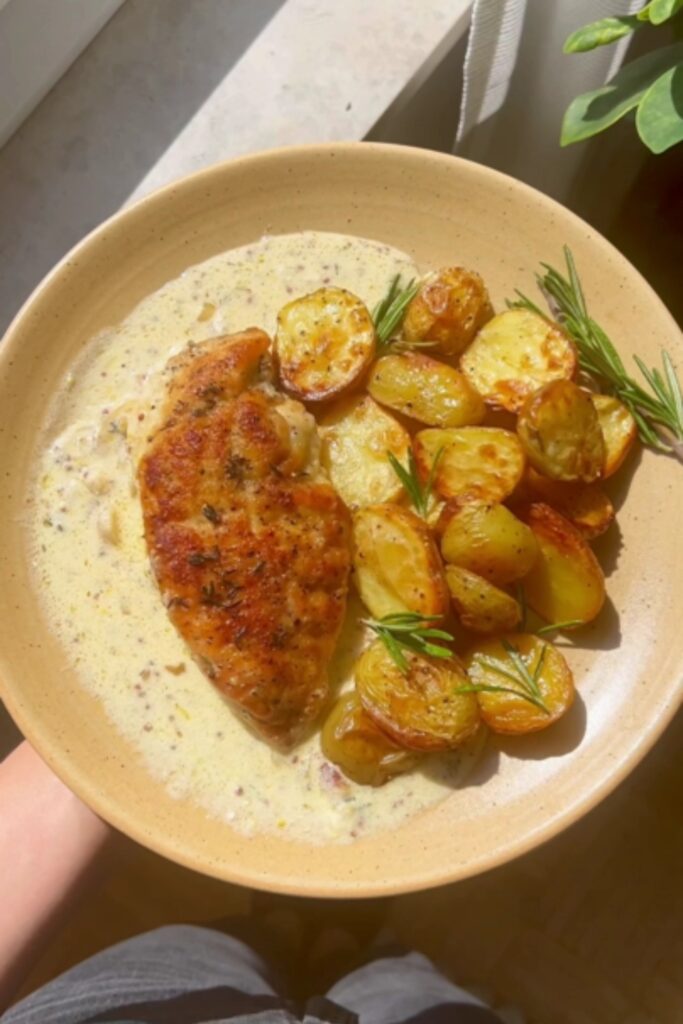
left=3, top=926, right=291, bottom=1024
left=3, top=925, right=502, bottom=1024
left=456, top=0, right=643, bottom=201
left=328, top=952, right=499, bottom=1023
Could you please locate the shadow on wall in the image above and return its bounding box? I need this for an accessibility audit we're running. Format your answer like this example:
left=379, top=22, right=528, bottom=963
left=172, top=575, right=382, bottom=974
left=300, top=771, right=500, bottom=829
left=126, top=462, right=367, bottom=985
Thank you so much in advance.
left=0, top=0, right=285, bottom=332
left=365, top=27, right=466, bottom=154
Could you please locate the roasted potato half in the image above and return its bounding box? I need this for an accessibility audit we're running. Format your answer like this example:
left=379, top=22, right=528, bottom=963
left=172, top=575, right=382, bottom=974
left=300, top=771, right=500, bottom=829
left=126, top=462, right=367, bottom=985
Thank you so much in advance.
left=353, top=504, right=449, bottom=619
left=464, top=634, right=575, bottom=734
left=523, top=468, right=614, bottom=539
left=440, top=501, right=539, bottom=584
left=321, top=692, right=419, bottom=786
left=275, top=287, right=375, bottom=401
left=445, top=565, right=522, bottom=634
left=460, top=309, right=576, bottom=412
left=320, top=395, right=410, bottom=509
left=517, top=380, right=605, bottom=483
left=356, top=640, right=480, bottom=751
left=368, top=353, right=485, bottom=428
left=521, top=503, right=606, bottom=623
left=414, top=427, right=525, bottom=503
left=591, top=393, right=637, bottom=477
left=402, top=267, right=493, bottom=357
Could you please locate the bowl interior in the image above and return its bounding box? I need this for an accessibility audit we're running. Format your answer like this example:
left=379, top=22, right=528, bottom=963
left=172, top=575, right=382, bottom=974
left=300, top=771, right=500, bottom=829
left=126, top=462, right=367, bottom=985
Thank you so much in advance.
left=1, top=143, right=681, bottom=896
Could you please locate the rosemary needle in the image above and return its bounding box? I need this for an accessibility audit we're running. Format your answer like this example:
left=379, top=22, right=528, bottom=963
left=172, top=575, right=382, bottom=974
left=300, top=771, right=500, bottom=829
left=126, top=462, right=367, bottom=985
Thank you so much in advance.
left=512, top=245, right=683, bottom=457
left=362, top=612, right=453, bottom=674
left=536, top=619, right=584, bottom=636
left=455, top=639, right=551, bottom=714
left=372, top=274, right=421, bottom=352
left=387, top=448, right=443, bottom=519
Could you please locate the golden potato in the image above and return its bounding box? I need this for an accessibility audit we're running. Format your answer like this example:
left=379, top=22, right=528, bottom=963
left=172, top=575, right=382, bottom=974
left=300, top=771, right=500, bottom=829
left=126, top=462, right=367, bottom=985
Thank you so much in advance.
left=424, top=495, right=446, bottom=529
left=439, top=501, right=539, bottom=584
left=353, top=504, right=449, bottom=619
left=523, top=468, right=614, bottom=539
left=368, top=353, right=485, bottom=428
left=414, top=427, right=525, bottom=503
left=463, top=634, right=574, bottom=734
left=591, top=393, right=637, bottom=477
left=275, top=287, right=375, bottom=401
left=319, top=395, right=410, bottom=509
left=402, top=267, right=493, bottom=357
left=460, top=309, right=576, bottom=412
left=517, top=380, right=605, bottom=482
left=445, top=565, right=522, bottom=633
left=521, top=502, right=606, bottom=623
left=356, top=640, right=480, bottom=751
left=321, top=692, right=419, bottom=786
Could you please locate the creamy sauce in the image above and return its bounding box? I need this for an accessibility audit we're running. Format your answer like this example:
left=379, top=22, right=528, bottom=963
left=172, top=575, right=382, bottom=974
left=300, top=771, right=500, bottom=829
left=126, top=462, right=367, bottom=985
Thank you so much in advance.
left=30, top=231, right=482, bottom=844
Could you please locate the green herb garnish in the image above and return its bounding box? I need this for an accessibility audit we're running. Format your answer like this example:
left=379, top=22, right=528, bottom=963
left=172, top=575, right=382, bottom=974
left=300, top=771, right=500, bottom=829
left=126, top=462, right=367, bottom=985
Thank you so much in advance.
left=536, top=619, right=584, bottom=636
left=512, top=246, right=683, bottom=457
left=455, top=638, right=550, bottom=714
left=372, top=274, right=421, bottom=352
left=387, top=447, right=443, bottom=519
left=362, top=612, right=454, bottom=674
left=515, top=582, right=528, bottom=632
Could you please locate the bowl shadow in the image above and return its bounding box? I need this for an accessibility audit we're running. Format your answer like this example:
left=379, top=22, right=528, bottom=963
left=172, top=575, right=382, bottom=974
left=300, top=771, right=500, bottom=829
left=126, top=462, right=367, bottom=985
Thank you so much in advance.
left=591, top=519, right=624, bottom=578
left=417, top=732, right=500, bottom=790
left=491, top=691, right=587, bottom=761
left=548, top=596, right=621, bottom=652
left=603, top=443, right=643, bottom=513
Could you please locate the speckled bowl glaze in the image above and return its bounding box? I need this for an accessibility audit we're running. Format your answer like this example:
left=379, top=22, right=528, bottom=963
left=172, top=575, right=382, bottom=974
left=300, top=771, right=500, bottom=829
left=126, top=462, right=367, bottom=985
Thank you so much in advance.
left=0, top=143, right=681, bottom=896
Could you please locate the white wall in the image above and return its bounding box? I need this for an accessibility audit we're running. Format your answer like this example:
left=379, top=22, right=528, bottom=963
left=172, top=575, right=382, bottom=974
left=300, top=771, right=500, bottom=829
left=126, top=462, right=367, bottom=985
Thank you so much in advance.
left=0, top=0, right=125, bottom=148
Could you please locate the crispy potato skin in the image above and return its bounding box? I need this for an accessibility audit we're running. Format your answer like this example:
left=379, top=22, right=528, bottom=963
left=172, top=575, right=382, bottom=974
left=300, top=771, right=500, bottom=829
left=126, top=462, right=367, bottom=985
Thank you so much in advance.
left=439, top=501, right=539, bottom=584
left=521, top=502, right=606, bottom=623
left=592, top=393, right=637, bottom=477
left=321, top=692, right=419, bottom=786
left=522, top=468, right=614, bottom=539
left=464, top=634, right=574, bottom=734
left=139, top=330, right=352, bottom=747
left=356, top=641, right=480, bottom=751
left=320, top=394, right=410, bottom=509
left=414, top=427, right=525, bottom=503
left=275, top=287, right=375, bottom=401
left=403, top=267, right=493, bottom=357
left=352, top=504, right=449, bottom=619
left=517, top=380, right=605, bottom=482
left=445, top=565, right=522, bottom=633
left=460, top=309, right=576, bottom=412
left=368, top=352, right=485, bottom=428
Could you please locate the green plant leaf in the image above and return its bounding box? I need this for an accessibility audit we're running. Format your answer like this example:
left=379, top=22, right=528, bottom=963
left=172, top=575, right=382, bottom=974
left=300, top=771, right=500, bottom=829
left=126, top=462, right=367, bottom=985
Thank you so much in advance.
left=649, top=0, right=683, bottom=25
left=636, top=62, right=683, bottom=151
left=564, top=16, right=641, bottom=53
left=561, top=41, right=683, bottom=144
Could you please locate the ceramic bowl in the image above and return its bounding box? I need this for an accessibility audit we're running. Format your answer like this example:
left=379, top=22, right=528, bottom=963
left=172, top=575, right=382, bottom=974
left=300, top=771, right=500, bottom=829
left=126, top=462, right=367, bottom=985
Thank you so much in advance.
left=1, top=143, right=681, bottom=896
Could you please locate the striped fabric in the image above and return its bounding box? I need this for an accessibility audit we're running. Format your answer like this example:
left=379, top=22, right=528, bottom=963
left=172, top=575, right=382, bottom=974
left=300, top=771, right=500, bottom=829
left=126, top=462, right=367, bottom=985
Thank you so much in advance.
left=3, top=926, right=504, bottom=1024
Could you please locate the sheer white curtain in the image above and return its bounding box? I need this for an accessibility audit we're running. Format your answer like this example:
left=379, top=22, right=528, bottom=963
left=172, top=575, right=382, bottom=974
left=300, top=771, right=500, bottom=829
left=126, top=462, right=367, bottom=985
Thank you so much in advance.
left=456, top=0, right=642, bottom=200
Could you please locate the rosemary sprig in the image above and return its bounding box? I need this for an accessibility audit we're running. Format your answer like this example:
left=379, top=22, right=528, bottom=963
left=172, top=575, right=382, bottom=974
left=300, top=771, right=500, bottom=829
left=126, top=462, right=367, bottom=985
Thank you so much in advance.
left=456, top=638, right=550, bottom=714
left=511, top=246, right=683, bottom=457
left=387, top=447, right=443, bottom=519
left=372, top=274, right=421, bottom=352
left=362, top=612, right=454, bottom=674
left=536, top=619, right=584, bottom=635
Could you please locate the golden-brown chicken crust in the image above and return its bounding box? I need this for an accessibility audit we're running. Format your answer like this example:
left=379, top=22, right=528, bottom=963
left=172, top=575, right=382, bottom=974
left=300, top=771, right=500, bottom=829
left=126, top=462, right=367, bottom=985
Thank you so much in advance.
left=139, top=329, right=351, bottom=746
